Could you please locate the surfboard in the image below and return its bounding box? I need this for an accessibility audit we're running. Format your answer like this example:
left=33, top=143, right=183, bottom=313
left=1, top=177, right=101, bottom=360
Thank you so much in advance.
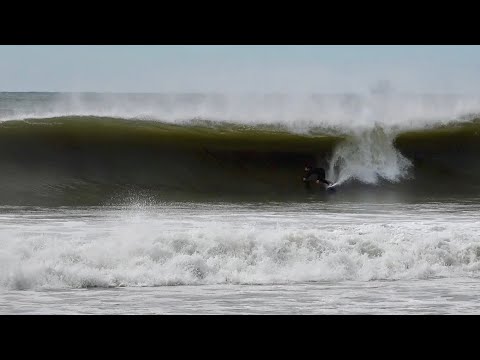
left=326, top=182, right=339, bottom=190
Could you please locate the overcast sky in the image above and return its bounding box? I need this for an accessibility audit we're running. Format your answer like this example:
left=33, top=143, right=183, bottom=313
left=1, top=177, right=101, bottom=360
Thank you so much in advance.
left=1, top=45, right=480, bottom=94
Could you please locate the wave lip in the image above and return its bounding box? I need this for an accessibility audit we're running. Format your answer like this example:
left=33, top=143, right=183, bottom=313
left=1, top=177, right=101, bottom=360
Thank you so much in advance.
left=2, top=92, right=480, bottom=132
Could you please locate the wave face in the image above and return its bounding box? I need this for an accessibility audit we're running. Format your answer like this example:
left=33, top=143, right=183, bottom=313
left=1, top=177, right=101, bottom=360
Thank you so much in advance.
left=1, top=93, right=480, bottom=204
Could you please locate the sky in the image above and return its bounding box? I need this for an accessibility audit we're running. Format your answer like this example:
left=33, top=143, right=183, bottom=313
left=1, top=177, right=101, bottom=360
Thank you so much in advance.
left=1, top=45, right=480, bottom=94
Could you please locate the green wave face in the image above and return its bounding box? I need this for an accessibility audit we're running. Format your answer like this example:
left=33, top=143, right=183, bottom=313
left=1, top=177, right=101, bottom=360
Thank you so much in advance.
left=1, top=116, right=480, bottom=205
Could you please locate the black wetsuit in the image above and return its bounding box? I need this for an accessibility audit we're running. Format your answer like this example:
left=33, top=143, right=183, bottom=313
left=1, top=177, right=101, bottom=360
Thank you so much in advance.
left=303, top=167, right=331, bottom=185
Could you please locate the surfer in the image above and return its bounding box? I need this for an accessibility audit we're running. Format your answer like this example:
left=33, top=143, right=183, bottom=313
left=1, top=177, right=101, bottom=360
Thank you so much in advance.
left=303, top=165, right=332, bottom=186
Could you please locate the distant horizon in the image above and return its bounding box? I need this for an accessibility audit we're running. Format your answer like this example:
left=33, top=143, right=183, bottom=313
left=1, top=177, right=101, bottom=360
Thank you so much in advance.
left=1, top=45, right=480, bottom=94
left=0, top=90, right=477, bottom=96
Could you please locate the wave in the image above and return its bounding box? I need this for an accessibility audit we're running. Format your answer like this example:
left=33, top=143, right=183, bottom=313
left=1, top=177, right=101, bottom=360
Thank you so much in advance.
left=1, top=115, right=480, bottom=205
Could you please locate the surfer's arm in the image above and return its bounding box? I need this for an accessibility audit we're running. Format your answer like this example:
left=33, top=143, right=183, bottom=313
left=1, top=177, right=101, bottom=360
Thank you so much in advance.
left=303, top=170, right=312, bottom=182
left=316, top=177, right=331, bottom=185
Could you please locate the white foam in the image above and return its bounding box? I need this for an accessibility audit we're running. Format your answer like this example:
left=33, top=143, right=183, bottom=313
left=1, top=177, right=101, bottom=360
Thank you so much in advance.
left=1, top=206, right=480, bottom=289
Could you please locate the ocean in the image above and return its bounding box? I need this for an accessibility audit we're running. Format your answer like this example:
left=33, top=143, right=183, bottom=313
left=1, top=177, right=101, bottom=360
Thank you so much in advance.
left=1, top=92, right=480, bottom=314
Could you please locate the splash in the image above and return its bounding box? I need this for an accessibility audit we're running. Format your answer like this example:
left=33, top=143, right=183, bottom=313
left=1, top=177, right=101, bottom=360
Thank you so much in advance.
left=328, top=127, right=413, bottom=185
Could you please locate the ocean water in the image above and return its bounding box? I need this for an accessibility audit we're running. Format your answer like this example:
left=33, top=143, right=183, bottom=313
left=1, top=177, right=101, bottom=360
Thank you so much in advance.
left=1, top=92, right=480, bottom=314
